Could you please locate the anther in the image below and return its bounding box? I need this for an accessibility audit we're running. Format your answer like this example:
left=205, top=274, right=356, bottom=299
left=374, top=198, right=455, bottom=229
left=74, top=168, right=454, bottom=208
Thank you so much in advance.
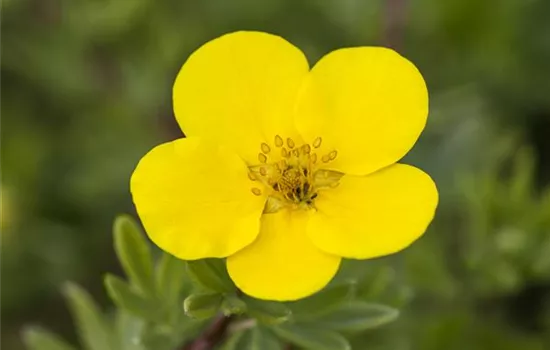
left=248, top=172, right=256, bottom=181
left=251, top=188, right=262, bottom=196
left=259, top=167, right=267, bottom=176
left=281, top=148, right=288, bottom=158
left=258, top=153, right=267, bottom=163
left=302, top=144, right=311, bottom=154
left=329, top=150, right=338, bottom=160
left=322, top=154, right=331, bottom=163
left=292, top=149, right=299, bottom=157
left=274, top=135, right=283, bottom=147
left=287, top=138, right=295, bottom=149
left=261, top=143, right=271, bottom=154
left=313, top=137, right=322, bottom=148
left=311, top=153, right=317, bottom=163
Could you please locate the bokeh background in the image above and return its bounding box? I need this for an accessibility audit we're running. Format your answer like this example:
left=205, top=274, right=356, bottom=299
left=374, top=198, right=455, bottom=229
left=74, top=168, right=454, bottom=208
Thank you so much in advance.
left=2, top=0, right=550, bottom=349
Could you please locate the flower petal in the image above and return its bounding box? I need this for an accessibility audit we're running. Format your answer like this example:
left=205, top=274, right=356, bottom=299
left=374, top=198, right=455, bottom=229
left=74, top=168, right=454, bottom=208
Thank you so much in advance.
left=227, top=210, right=341, bottom=301
left=173, top=31, right=309, bottom=164
left=296, top=47, right=429, bottom=175
left=130, top=138, right=266, bottom=260
left=307, top=164, right=438, bottom=259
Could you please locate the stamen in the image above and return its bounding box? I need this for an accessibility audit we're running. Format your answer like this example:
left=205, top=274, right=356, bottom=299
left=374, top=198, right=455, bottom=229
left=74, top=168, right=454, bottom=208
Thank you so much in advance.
left=313, top=137, right=322, bottom=148
left=261, top=143, right=271, bottom=154
left=287, top=138, right=295, bottom=149
left=274, top=135, right=283, bottom=147
left=258, top=153, right=267, bottom=163
left=251, top=188, right=262, bottom=196
left=247, top=134, right=337, bottom=209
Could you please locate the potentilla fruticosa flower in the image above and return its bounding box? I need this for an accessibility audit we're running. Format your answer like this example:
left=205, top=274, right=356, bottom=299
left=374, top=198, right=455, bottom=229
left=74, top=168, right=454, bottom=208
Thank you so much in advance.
left=131, top=31, right=438, bottom=301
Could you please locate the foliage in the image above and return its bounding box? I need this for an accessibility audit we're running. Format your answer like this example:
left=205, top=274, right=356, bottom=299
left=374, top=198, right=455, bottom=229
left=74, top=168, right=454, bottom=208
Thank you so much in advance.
left=2, top=0, right=550, bottom=349
left=22, top=216, right=400, bottom=350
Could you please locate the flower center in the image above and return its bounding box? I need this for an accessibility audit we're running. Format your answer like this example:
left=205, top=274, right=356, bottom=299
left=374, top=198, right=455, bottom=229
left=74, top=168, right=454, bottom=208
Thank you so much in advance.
left=248, top=135, right=342, bottom=212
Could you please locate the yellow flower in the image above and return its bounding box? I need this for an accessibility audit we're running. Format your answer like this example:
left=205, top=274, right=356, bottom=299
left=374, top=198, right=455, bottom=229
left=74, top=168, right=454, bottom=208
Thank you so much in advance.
left=131, top=31, right=438, bottom=301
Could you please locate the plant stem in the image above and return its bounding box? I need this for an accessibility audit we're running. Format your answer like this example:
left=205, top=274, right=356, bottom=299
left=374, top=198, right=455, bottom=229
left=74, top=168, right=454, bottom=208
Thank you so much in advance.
left=183, top=314, right=233, bottom=350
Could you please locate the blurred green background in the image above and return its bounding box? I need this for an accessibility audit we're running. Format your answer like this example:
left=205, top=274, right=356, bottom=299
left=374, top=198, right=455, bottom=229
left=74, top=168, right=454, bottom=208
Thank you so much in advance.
left=2, top=0, right=550, bottom=349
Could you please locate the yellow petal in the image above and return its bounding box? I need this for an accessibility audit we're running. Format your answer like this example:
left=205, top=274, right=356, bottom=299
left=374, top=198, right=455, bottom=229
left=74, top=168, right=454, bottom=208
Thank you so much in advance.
left=130, top=138, right=266, bottom=260
left=227, top=210, right=341, bottom=301
left=307, top=164, right=438, bottom=259
left=173, top=31, right=309, bottom=164
left=296, top=47, right=429, bottom=175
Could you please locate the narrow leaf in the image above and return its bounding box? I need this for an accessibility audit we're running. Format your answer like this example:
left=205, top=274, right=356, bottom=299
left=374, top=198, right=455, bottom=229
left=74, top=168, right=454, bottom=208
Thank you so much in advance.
left=183, top=293, right=222, bottom=320
left=155, top=252, right=187, bottom=305
left=243, top=296, right=291, bottom=325
left=223, top=327, right=282, bottom=350
left=250, top=327, right=283, bottom=350
left=222, top=294, right=247, bottom=315
left=222, top=331, right=245, bottom=350
left=104, top=274, right=161, bottom=322
left=63, top=282, right=114, bottom=350
left=287, top=283, right=352, bottom=319
left=113, top=215, right=154, bottom=296
left=139, top=326, right=175, bottom=350
left=273, top=324, right=350, bottom=350
left=115, top=311, right=145, bottom=350
left=316, top=302, right=399, bottom=332
left=22, top=327, right=76, bottom=350
left=186, top=259, right=234, bottom=293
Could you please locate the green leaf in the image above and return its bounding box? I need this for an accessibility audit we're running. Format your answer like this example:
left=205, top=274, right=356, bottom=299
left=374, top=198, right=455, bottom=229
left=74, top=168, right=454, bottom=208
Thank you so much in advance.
left=287, top=283, right=352, bottom=319
left=360, top=266, right=396, bottom=299
left=183, top=293, right=222, bottom=320
left=63, top=282, right=114, bottom=350
left=114, top=311, right=145, bottom=350
left=22, top=327, right=76, bottom=350
left=222, top=331, right=246, bottom=350
left=243, top=296, right=291, bottom=325
left=223, top=327, right=282, bottom=350
left=316, top=301, right=399, bottom=332
left=155, top=252, right=187, bottom=305
left=104, top=274, right=161, bottom=321
left=139, top=325, right=176, bottom=350
left=113, top=215, right=154, bottom=296
left=186, top=259, right=234, bottom=293
left=272, top=324, right=350, bottom=350
left=222, top=294, right=248, bottom=315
